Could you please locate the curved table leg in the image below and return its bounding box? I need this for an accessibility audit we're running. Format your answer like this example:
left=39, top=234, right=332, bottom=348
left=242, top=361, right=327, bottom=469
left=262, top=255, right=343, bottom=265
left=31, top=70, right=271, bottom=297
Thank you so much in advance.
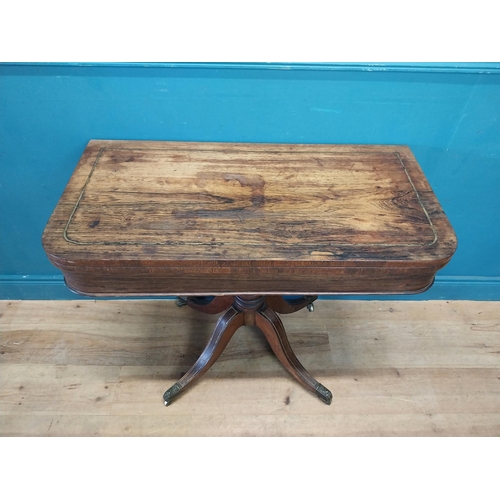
left=163, top=305, right=244, bottom=406
left=255, top=306, right=332, bottom=405
left=265, top=295, right=317, bottom=314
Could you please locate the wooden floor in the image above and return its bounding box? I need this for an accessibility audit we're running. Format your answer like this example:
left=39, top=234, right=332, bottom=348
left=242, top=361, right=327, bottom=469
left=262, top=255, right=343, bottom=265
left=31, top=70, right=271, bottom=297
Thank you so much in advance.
left=1, top=299, right=499, bottom=436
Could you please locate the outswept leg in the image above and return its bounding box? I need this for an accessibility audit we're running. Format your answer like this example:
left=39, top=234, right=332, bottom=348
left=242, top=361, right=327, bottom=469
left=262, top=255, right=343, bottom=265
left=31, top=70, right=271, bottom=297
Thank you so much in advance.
left=163, top=306, right=244, bottom=406
left=255, top=306, right=332, bottom=405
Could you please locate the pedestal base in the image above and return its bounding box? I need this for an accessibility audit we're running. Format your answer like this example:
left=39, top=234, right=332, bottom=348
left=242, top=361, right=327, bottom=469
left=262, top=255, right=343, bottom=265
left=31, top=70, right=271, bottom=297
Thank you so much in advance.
left=163, top=295, right=332, bottom=406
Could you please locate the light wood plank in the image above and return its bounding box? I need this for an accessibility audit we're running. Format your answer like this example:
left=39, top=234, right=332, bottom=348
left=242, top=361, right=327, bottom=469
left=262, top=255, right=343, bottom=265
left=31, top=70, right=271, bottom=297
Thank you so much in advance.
left=1, top=413, right=499, bottom=437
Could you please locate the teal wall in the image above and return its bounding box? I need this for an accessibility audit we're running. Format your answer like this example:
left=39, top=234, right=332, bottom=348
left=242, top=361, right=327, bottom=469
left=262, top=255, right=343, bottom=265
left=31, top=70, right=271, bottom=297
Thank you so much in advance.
left=1, top=63, right=499, bottom=300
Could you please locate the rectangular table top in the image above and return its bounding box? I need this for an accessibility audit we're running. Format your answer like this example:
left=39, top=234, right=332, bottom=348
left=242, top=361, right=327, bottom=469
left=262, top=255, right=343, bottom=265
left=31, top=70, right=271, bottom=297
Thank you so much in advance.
left=42, top=140, right=457, bottom=296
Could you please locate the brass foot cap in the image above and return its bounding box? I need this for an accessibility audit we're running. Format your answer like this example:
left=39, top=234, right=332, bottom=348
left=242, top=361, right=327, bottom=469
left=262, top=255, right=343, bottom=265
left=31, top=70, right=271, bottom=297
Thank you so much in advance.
left=315, top=384, right=333, bottom=405
left=163, top=382, right=182, bottom=406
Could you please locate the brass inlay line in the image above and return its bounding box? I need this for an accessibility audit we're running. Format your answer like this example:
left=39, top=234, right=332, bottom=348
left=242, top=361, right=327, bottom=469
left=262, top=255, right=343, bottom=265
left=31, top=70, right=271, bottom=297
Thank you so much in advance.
left=395, top=152, right=438, bottom=246
left=63, top=147, right=104, bottom=245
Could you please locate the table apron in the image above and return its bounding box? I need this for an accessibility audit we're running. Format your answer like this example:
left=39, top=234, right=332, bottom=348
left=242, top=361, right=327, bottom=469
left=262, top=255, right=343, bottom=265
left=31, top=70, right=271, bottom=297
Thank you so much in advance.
left=61, top=266, right=437, bottom=296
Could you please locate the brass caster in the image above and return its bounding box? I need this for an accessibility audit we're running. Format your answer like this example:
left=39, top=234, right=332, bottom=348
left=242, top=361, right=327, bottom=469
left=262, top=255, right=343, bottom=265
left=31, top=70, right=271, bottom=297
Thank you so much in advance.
left=163, top=382, right=183, bottom=406
left=315, top=383, right=332, bottom=405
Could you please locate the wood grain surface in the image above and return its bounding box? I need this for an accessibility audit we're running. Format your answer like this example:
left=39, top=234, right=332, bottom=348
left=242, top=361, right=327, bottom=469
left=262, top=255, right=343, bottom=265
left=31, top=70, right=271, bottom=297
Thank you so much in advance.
left=1, top=299, right=498, bottom=436
left=42, top=141, right=457, bottom=295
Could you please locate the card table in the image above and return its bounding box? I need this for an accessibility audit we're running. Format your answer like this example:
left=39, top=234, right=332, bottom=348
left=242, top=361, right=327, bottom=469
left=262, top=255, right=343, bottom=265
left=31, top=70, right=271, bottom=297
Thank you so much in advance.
left=42, top=141, right=457, bottom=405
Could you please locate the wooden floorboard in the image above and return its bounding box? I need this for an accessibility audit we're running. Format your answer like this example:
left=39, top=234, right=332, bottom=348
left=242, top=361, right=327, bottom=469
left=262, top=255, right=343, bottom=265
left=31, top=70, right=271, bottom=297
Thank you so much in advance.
left=1, top=299, right=499, bottom=436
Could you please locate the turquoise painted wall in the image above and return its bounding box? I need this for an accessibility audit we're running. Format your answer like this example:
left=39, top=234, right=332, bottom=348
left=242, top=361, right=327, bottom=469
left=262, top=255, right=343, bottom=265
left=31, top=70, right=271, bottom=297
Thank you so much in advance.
left=1, top=63, right=499, bottom=299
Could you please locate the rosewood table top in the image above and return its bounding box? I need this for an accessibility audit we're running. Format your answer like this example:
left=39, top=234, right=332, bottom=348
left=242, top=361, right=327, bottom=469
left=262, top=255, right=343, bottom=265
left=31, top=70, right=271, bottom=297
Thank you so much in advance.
left=42, top=140, right=457, bottom=296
